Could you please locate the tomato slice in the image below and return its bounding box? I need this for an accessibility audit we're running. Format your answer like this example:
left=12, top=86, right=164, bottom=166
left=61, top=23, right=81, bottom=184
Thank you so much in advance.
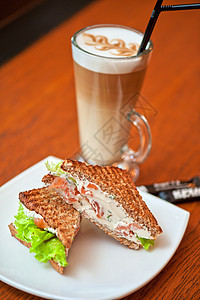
left=50, top=177, right=78, bottom=203
left=91, top=200, right=104, bottom=218
left=81, top=186, right=93, bottom=197
left=50, top=177, right=68, bottom=191
left=115, top=222, right=141, bottom=237
left=74, top=187, right=79, bottom=195
left=87, top=183, right=98, bottom=190
left=50, top=178, right=103, bottom=220
left=34, top=218, right=48, bottom=229
left=67, top=197, right=77, bottom=203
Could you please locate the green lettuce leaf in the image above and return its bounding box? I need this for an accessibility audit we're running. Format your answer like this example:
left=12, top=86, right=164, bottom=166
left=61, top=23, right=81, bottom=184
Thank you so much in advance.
left=68, top=176, right=77, bottom=186
left=45, top=160, right=66, bottom=176
left=14, top=203, right=68, bottom=266
left=136, top=235, right=154, bottom=250
left=45, top=160, right=77, bottom=186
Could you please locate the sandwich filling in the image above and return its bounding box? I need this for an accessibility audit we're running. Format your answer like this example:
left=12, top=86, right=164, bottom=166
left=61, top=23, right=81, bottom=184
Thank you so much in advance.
left=22, top=203, right=58, bottom=235
left=14, top=202, right=68, bottom=267
left=46, top=161, right=155, bottom=249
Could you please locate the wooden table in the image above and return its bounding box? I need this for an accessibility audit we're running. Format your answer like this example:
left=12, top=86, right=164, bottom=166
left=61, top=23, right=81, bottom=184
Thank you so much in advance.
left=0, top=0, right=199, bottom=299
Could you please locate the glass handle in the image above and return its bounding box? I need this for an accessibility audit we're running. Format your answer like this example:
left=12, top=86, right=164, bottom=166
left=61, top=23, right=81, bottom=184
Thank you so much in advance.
left=121, top=110, right=152, bottom=164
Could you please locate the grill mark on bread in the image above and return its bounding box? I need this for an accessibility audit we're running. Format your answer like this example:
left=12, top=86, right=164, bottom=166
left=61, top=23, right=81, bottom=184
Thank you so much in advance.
left=19, top=187, right=81, bottom=250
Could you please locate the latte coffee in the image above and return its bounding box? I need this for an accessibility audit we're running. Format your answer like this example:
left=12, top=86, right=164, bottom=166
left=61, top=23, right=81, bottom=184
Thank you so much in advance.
left=71, top=25, right=153, bottom=165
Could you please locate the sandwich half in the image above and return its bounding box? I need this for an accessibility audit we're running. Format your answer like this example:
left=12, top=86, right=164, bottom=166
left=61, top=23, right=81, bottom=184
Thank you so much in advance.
left=43, top=159, right=162, bottom=250
left=9, top=187, right=81, bottom=273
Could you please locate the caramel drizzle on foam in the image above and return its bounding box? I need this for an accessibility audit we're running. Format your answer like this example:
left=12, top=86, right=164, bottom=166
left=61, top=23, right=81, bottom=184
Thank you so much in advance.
left=82, top=33, right=139, bottom=57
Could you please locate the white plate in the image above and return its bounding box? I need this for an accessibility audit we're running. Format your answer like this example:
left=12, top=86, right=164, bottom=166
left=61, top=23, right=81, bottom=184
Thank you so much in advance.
left=0, top=156, right=190, bottom=300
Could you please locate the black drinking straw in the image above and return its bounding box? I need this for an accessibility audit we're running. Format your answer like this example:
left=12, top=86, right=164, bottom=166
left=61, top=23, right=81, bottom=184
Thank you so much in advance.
left=138, top=1, right=200, bottom=55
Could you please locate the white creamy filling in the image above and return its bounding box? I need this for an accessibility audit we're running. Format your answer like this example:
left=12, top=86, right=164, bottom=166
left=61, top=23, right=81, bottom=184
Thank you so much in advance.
left=68, top=176, right=152, bottom=242
left=22, top=204, right=43, bottom=220
left=21, top=203, right=58, bottom=235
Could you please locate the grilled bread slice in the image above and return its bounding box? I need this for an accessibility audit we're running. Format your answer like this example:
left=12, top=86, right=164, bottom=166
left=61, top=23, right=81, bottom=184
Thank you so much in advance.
left=43, top=159, right=162, bottom=249
left=9, top=187, right=81, bottom=273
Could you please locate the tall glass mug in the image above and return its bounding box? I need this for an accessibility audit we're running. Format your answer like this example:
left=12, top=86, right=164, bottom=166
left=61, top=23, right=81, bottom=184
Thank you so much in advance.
left=71, top=24, right=153, bottom=180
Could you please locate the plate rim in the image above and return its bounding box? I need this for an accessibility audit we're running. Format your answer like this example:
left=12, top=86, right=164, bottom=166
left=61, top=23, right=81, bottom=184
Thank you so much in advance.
left=0, top=156, right=190, bottom=300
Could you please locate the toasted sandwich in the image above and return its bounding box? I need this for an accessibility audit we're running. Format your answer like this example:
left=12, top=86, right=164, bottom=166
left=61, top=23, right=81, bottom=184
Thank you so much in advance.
left=43, top=159, right=162, bottom=250
left=9, top=187, right=81, bottom=274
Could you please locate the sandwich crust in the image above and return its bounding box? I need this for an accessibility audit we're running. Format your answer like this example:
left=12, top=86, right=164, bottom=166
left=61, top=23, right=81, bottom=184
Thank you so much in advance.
left=61, top=159, right=162, bottom=238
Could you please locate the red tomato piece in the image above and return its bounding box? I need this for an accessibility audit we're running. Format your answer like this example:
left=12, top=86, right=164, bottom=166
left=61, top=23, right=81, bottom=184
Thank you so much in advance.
left=34, top=218, right=48, bottom=229
left=115, top=222, right=141, bottom=237
left=91, top=200, right=104, bottom=218
left=87, top=183, right=98, bottom=190
left=81, top=186, right=93, bottom=197
left=51, top=177, right=68, bottom=191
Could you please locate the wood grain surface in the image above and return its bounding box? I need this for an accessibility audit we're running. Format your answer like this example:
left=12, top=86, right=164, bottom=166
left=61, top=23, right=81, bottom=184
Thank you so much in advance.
left=0, top=0, right=200, bottom=299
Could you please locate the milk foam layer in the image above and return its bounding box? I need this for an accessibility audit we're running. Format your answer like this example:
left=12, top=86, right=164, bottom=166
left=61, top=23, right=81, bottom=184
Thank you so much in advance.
left=72, top=25, right=152, bottom=74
